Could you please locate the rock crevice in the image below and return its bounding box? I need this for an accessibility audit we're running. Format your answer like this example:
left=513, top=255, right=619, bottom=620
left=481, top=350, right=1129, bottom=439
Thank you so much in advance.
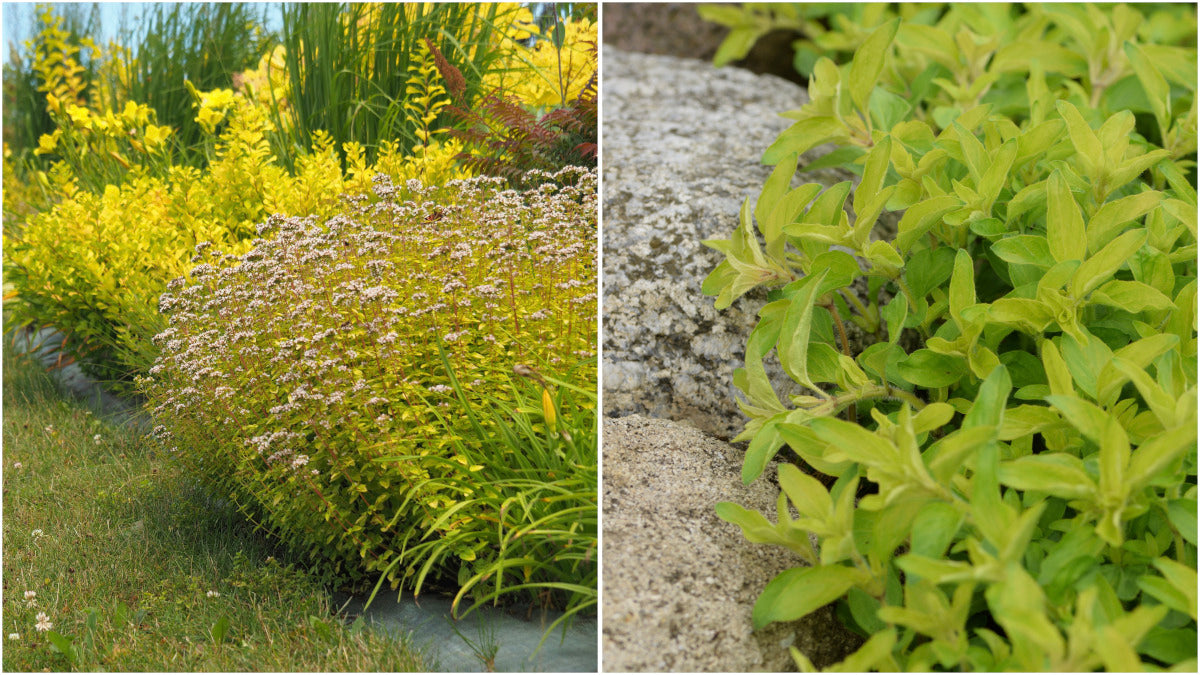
left=602, top=47, right=863, bottom=672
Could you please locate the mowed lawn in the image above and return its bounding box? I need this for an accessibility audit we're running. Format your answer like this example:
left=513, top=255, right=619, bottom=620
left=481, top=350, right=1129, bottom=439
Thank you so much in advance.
left=1, top=337, right=430, bottom=671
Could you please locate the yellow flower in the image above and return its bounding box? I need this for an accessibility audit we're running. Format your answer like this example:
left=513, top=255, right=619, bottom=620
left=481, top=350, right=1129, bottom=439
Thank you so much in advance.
left=121, top=100, right=151, bottom=127
left=66, top=104, right=92, bottom=129
left=196, top=106, right=228, bottom=134
left=200, top=88, right=236, bottom=111
left=142, top=124, right=172, bottom=150
left=93, top=116, right=109, bottom=133
left=194, top=88, right=238, bottom=133
left=34, top=131, right=60, bottom=156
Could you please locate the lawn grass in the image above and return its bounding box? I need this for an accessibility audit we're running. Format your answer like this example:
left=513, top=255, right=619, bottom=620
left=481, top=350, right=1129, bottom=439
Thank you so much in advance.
left=1, top=337, right=431, bottom=671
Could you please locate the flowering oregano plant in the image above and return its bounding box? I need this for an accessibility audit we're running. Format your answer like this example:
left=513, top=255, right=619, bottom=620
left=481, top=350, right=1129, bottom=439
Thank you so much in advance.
left=141, top=167, right=597, bottom=608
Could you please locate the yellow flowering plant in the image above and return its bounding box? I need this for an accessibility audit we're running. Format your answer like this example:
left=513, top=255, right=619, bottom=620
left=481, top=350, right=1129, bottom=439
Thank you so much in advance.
left=29, top=5, right=90, bottom=109
left=32, top=93, right=175, bottom=195
left=6, top=75, right=480, bottom=390
left=485, top=6, right=598, bottom=109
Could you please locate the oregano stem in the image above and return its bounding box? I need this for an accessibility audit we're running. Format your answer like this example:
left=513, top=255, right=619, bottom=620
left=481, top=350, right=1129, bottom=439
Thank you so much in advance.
left=806, top=381, right=925, bottom=418
left=827, top=301, right=856, bottom=423
left=838, top=288, right=872, bottom=323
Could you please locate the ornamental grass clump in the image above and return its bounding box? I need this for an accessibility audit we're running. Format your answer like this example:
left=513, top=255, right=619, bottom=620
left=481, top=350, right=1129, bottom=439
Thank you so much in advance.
left=141, top=167, right=597, bottom=617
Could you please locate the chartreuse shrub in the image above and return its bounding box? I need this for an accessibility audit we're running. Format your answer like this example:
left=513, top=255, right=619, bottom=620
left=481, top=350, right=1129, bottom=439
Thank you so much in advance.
left=703, top=7, right=1197, bottom=672
left=2, top=3, right=100, bottom=161
left=4, top=77, right=471, bottom=391
left=141, top=168, right=596, bottom=622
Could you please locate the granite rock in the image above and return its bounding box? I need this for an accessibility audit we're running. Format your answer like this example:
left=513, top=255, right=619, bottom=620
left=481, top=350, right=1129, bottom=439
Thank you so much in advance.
left=602, top=415, right=861, bottom=672
left=602, top=46, right=886, bottom=441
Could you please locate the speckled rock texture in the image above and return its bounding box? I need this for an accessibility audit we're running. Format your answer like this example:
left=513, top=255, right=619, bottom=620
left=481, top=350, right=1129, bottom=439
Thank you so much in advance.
left=602, top=415, right=862, bottom=672
left=603, top=46, right=885, bottom=441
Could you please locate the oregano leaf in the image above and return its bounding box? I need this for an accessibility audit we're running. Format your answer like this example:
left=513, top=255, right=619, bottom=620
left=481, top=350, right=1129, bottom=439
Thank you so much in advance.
left=848, top=19, right=901, bottom=114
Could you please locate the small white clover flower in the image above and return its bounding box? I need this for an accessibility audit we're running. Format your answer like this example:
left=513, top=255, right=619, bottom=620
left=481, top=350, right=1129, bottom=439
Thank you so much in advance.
left=7, top=633, right=18, bottom=640
left=93, top=434, right=103, bottom=445
left=206, top=590, right=220, bottom=598
left=35, top=612, right=52, bottom=632
left=12, top=462, right=21, bottom=469
left=30, top=529, right=44, bottom=540
left=23, top=590, right=36, bottom=607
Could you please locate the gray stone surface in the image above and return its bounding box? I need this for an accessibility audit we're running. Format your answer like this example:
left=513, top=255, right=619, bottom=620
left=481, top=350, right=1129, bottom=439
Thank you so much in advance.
left=335, top=591, right=597, bottom=672
left=9, top=326, right=149, bottom=429
left=602, top=415, right=861, bottom=672
left=602, top=46, right=879, bottom=441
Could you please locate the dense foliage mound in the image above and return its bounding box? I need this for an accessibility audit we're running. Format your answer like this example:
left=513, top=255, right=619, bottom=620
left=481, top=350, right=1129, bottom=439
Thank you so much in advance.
left=142, top=167, right=597, bottom=617
left=3, top=95, right=468, bottom=391
left=703, top=3, right=1197, bottom=672
left=3, top=3, right=596, bottom=394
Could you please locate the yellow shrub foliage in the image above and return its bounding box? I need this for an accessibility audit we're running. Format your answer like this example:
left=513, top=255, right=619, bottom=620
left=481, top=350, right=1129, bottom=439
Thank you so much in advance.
left=5, top=84, right=474, bottom=386
left=29, top=5, right=89, bottom=108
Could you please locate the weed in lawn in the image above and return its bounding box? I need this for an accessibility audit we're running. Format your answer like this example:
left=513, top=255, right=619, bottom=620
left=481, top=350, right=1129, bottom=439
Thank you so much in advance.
left=448, top=612, right=500, bottom=672
left=2, top=339, right=429, bottom=671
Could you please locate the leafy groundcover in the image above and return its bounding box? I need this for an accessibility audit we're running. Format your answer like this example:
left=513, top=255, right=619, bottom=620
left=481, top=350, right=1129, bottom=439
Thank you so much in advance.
left=703, top=4, right=1197, bottom=671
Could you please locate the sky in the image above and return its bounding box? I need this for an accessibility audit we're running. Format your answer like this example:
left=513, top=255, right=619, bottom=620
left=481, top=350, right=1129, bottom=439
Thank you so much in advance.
left=2, top=2, right=284, bottom=59
left=1, top=2, right=572, bottom=61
